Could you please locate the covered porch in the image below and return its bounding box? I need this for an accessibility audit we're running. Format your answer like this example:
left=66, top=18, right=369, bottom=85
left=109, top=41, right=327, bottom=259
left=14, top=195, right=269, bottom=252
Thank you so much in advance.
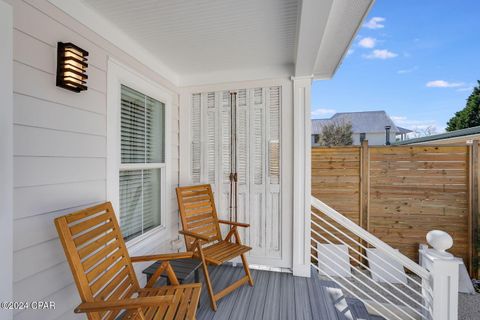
left=0, top=0, right=462, bottom=320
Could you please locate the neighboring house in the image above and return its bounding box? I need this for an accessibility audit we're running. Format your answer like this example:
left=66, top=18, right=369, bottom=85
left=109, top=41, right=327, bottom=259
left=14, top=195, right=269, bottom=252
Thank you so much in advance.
left=395, top=125, right=480, bottom=145
left=312, top=110, right=412, bottom=146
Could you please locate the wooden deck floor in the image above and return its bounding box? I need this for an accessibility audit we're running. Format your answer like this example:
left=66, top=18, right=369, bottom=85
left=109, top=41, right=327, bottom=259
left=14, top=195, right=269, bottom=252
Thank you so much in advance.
left=187, top=265, right=340, bottom=320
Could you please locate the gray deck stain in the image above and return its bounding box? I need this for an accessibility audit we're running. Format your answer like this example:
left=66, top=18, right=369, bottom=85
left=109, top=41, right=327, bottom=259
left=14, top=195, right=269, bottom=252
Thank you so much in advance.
left=188, top=265, right=347, bottom=320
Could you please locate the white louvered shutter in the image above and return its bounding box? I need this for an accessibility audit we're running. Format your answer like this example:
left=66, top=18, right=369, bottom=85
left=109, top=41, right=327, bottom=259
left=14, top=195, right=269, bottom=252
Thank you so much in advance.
left=119, top=85, right=164, bottom=241
left=266, top=86, right=281, bottom=256
left=249, top=88, right=266, bottom=254
left=189, top=85, right=282, bottom=263
left=205, top=92, right=217, bottom=187
left=191, top=93, right=202, bottom=184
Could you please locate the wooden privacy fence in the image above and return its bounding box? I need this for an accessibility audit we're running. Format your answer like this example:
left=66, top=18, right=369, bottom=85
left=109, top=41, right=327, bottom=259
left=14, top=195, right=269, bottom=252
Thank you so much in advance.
left=312, top=141, right=479, bottom=276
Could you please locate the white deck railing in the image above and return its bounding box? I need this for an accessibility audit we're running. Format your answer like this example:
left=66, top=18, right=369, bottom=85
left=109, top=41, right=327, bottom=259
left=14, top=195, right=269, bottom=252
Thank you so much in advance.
left=311, top=196, right=460, bottom=320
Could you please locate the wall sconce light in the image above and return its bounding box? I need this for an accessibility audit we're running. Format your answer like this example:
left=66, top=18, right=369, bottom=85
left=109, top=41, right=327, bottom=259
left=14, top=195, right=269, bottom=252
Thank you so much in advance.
left=56, top=42, right=88, bottom=92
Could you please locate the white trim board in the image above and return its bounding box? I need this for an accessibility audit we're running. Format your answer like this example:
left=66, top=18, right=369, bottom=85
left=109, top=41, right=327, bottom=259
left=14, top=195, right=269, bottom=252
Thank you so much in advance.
left=106, top=58, right=173, bottom=252
left=0, top=1, right=13, bottom=318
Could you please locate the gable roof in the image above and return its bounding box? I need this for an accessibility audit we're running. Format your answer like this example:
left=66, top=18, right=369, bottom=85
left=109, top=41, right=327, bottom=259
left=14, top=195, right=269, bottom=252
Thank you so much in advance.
left=312, top=111, right=399, bottom=134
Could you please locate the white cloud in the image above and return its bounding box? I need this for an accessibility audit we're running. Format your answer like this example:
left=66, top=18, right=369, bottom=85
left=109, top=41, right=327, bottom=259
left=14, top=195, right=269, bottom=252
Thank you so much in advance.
left=397, top=66, right=418, bottom=74
left=358, top=37, right=376, bottom=48
left=457, top=86, right=474, bottom=92
left=311, top=108, right=336, bottom=118
left=391, top=116, right=442, bottom=134
left=346, top=49, right=354, bottom=56
left=363, top=17, right=386, bottom=29
left=426, top=80, right=464, bottom=88
left=363, top=49, right=398, bottom=60
left=391, top=116, right=438, bottom=129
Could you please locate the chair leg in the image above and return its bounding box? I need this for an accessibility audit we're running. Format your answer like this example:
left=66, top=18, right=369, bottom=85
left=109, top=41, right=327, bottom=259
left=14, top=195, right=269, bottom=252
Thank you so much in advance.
left=198, top=247, right=217, bottom=311
left=240, top=253, right=254, bottom=286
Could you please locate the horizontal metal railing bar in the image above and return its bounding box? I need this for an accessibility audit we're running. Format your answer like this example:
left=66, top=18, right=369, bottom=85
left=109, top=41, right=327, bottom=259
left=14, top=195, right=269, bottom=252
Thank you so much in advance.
left=311, top=197, right=429, bottom=279
left=311, top=235, right=428, bottom=317
left=311, top=252, right=417, bottom=320
left=311, top=262, right=396, bottom=320
left=311, top=214, right=428, bottom=293
left=311, top=242, right=425, bottom=320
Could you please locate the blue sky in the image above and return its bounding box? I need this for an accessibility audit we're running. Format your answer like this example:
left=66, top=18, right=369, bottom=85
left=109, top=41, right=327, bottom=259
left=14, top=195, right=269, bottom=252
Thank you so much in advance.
left=311, top=0, right=480, bottom=133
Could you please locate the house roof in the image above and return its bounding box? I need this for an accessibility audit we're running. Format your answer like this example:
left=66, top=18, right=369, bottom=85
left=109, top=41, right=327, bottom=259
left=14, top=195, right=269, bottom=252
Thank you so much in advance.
left=312, top=111, right=399, bottom=135
left=397, top=126, right=413, bottom=134
left=394, top=126, right=480, bottom=145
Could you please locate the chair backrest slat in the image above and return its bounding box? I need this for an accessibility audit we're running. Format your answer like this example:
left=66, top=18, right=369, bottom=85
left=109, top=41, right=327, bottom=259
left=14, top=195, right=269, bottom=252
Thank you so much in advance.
left=176, top=184, right=222, bottom=249
left=54, top=202, right=139, bottom=320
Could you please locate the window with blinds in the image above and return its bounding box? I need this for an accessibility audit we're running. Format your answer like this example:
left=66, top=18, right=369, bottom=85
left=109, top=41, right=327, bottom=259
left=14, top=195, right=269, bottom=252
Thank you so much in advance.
left=119, top=85, right=165, bottom=241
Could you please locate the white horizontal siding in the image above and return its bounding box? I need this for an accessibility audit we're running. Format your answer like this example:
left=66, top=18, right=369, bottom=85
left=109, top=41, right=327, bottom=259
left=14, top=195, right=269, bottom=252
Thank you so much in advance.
left=14, top=94, right=106, bottom=136
left=12, top=0, right=180, bottom=319
left=14, top=180, right=105, bottom=220
left=14, top=126, right=106, bottom=157
left=14, top=157, right=106, bottom=187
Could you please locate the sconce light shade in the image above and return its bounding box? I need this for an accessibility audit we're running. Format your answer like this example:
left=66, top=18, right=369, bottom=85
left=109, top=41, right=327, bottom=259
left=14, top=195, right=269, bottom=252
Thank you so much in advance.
left=56, top=42, right=88, bottom=92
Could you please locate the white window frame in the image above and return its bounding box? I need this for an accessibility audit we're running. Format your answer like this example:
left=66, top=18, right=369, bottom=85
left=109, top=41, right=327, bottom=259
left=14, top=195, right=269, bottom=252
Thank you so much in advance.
left=107, top=58, right=171, bottom=248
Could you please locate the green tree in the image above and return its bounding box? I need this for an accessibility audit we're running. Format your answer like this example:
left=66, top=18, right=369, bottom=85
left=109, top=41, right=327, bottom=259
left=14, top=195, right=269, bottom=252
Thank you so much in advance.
left=319, top=121, right=353, bottom=146
left=446, top=81, right=480, bottom=131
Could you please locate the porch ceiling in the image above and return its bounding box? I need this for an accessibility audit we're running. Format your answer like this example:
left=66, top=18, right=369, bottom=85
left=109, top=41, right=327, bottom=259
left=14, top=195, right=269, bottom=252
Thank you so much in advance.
left=82, top=0, right=300, bottom=79
left=50, top=0, right=374, bottom=86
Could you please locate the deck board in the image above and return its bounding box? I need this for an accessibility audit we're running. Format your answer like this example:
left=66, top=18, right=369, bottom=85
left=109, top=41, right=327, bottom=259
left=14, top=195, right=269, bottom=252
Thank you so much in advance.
left=183, top=265, right=342, bottom=320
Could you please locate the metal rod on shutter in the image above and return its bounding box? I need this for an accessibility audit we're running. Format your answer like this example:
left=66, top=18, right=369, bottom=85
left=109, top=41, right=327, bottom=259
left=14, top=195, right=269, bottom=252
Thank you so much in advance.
left=229, top=91, right=238, bottom=222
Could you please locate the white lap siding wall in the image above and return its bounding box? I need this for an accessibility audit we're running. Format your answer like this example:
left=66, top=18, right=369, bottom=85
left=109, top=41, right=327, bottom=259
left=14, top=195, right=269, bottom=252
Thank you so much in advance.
left=11, top=1, right=180, bottom=319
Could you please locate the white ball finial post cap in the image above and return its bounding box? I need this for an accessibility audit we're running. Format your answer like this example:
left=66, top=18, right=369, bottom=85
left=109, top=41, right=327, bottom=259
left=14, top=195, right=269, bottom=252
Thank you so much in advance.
left=426, top=230, right=453, bottom=252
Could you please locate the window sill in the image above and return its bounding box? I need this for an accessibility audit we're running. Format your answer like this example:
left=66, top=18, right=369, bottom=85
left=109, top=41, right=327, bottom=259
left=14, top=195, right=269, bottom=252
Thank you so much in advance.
left=125, top=224, right=168, bottom=253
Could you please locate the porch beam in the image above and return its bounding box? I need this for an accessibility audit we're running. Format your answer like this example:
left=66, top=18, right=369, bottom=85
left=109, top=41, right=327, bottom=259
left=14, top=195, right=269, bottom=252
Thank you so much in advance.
left=292, top=76, right=312, bottom=277
left=294, top=0, right=333, bottom=77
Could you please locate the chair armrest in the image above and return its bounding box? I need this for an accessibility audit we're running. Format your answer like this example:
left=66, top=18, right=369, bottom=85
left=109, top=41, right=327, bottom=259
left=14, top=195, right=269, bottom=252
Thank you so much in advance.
left=131, top=252, right=193, bottom=263
left=218, top=220, right=250, bottom=228
left=179, top=230, right=216, bottom=242
left=74, top=296, right=174, bottom=313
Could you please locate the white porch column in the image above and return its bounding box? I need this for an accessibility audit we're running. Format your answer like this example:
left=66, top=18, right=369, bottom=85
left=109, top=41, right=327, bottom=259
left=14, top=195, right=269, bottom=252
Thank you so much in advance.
left=0, top=1, right=13, bottom=319
left=292, top=76, right=312, bottom=277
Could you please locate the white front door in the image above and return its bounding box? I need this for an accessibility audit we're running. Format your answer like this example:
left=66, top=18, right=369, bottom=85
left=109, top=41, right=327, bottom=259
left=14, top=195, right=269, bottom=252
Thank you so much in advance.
left=189, top=86, right=287, bottom=267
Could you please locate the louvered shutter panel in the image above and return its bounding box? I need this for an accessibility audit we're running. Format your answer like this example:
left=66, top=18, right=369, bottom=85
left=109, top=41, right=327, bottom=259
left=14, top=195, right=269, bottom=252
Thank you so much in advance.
left=236, top=89, right=249, bottom=243
left=249, top=88, right=266, bottom=253
left=268, top=87, right=280, bottom=185
left=120, top=85, right=163, bottom=240
left=266, top=86, right=281, bottom=256
left=206, top=93, right=217, bottom=185
left=191, top=93, right=202, bottom=184
left=221, top=91, right=231, bottom=184
left=189, top=85, right=282, bottom=263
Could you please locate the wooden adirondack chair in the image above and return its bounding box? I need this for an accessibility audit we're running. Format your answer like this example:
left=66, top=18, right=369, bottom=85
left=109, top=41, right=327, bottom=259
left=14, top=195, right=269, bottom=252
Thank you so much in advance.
left=54, top=202, right=201, bottom=320
left=176, top=184, right=254, bottom=311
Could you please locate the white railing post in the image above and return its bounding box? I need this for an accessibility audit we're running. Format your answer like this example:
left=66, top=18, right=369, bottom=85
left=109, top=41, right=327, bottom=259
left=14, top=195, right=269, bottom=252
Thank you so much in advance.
left=420, top=230, right=461, bottom=320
